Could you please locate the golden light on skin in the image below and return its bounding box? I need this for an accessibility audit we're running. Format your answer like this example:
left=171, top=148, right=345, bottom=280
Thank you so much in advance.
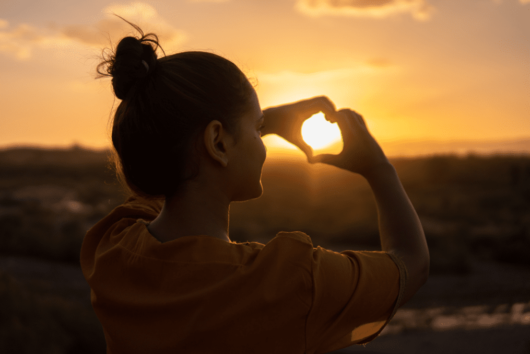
left=301, top=113, right=343, bottom=154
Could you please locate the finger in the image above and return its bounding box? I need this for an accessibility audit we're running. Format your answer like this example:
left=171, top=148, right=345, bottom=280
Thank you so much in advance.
left=355, top=111, right=368, bottom=128
left=340, top=108, right=364, bottom=122
left=337, top=109, right=366, bottom=133
left=312, top=96, right=338, bottom=122
left=325, top=110, right=340, bottom=123
left=298, top=96, right=336, bottom=118
left=333, top=110, right=355, bottom=140
left=342, top=109, right=366, bottom=127
left=293, top=137, right=314, bottom=160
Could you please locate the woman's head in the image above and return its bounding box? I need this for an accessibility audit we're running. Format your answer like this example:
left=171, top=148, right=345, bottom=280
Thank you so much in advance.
left=98, top=21, right=264, bottom=200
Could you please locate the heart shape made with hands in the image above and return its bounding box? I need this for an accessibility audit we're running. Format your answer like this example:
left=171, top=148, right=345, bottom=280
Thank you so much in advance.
left=301, top=112, right=343, bottom=155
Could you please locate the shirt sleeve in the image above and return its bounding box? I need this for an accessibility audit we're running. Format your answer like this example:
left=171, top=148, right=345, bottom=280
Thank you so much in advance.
left=305, top=247, right=408, bottom=354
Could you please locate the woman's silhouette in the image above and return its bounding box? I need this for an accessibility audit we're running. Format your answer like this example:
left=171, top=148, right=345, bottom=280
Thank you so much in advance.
left=81, top=21, right=429, bottom=354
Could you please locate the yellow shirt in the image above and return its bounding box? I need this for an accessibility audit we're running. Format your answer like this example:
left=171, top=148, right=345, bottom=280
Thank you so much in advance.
left=80, top=196, right=407, bottom=354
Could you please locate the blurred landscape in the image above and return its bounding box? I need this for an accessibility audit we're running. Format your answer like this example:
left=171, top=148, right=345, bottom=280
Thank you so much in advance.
left=1, top=146, right=530, bottom=353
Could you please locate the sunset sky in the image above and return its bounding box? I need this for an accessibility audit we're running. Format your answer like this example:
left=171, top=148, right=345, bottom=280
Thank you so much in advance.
left=1, top=0, right=529, bottom=156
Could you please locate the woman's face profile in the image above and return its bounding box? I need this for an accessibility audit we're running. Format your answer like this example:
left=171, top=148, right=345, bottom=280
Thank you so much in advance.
left=228, top=86, right=267, bottom=202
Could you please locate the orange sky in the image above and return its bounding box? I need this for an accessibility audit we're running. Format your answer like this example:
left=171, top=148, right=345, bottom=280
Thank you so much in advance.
left=0, top=0, right=529, bottom=156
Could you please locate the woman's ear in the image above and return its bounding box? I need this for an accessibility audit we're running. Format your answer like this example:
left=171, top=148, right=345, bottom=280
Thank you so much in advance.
left=204, top=120, right=230, bottom=167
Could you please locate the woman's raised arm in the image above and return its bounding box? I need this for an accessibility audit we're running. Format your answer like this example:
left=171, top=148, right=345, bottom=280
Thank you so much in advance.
left=262, top=101, right=429, bottom=306
left=312, top=109, right=430, bottom=307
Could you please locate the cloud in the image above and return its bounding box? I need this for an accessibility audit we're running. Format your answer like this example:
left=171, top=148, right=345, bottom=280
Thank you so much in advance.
left=295, top=0, right=434, bottom=21
left=255, top=63, right=399, bottom=108
left=258, top=62, right=397, bottom=84
left=0, top=20, right=74, bottom=59
left=521, top=0, right=530, bottom=4
left=60, top=3, right=186, bottom=49
left=364, top=58, right=393, bottom=68
left=0, top=2, right=186, bottom=60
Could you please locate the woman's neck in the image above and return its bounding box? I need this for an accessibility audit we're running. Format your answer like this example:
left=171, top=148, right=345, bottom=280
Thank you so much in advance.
left=147, top=181, right=231, bottom=243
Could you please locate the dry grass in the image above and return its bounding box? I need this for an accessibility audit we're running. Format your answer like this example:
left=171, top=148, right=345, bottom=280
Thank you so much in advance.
left=0, top=269, right=105, bottom=354
left=1, top=147, right=530, bottom=353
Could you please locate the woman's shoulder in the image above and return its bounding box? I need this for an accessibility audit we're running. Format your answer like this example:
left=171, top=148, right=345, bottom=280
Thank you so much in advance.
left=91, top=195, right=162, bottom=232
left=252, top=231, right=315, bottom=269
left=120, top=195, right=164, bottom=218
left=80, top=196, right=162, bottom=263
left=269, top=231, right=313, bottom=246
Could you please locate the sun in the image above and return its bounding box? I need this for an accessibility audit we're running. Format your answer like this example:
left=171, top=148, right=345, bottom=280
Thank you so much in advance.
left=301, top=113, right=342, bottom=153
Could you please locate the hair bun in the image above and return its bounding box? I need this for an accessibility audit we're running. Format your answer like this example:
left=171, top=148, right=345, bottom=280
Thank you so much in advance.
left=110, top=37, right=157, bottom=100
left=97, top=19, right=161, bottom=100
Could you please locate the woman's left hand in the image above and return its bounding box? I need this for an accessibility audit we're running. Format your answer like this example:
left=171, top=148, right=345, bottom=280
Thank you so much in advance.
left=261, top=96, right=337, bottom=161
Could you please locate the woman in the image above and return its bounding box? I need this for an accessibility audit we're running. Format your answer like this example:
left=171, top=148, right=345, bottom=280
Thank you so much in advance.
left=81, top=23, right=429, bottom=354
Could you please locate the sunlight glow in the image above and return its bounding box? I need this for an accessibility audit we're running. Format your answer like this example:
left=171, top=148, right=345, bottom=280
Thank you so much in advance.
left=301, top=113, right=342, bottom=150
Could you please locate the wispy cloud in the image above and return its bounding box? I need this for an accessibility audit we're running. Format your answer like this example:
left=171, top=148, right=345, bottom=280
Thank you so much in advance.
left=258, top=61, right=397, bottom=83
left=60, top=3, right=186, bottom=49
left=295, top=0, right=434, bottom=21
left=0, top=21, right=69, bottom=59
left=364, top=58, right=394, bottom=68
left=0, top=2, right=186, bottom=60
left=255, top=62, right=399, bottom=107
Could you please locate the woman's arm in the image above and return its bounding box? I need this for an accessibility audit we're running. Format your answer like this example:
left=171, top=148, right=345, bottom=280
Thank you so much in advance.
left=365, top=163, right=429, bottom=306
left=262, top=99, right=429, bottom=306
left=312, top=109, right=429, bottom=307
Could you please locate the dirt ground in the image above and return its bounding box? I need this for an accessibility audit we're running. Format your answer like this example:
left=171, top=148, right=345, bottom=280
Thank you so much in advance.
left=1, top=255, right=529, bottom=354
left=337, top=325, right=530, bottom=354
left=333, top=259, right=530, bottom=354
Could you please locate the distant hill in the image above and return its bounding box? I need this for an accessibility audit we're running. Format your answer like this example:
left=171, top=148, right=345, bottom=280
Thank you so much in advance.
left=0, top=146, right=110, bottom=166
left=2, top=137, right=530, bottom=160
left=317, top=137, right=530, bottom=157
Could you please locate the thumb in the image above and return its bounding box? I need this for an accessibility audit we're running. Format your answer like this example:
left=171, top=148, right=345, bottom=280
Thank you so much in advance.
left=292, top=136, right=314, bottom=162
left=309, top=153, right=338, bottom=165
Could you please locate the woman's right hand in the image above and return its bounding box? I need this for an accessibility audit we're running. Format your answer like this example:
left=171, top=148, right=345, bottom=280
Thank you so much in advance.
left=311, top=109, right=391, bottom=178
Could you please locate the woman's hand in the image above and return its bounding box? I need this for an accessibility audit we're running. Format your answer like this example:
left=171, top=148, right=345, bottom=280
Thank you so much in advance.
left=311, top=109, right=391, bottom=178
left=315, top=109, right=430, bottom=307
left=261, top=96, right=336, bottom=161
